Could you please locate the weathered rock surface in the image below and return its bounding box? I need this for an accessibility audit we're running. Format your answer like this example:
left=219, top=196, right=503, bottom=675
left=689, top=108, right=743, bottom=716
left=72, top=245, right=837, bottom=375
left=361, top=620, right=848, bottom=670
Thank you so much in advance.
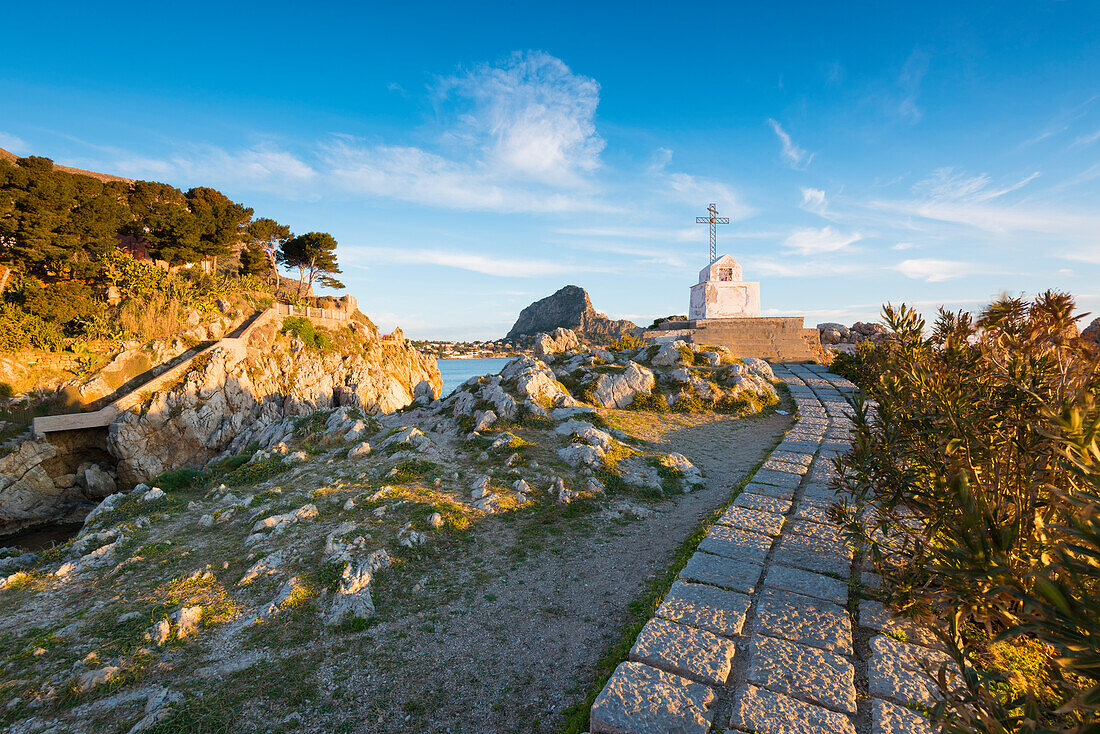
left=109, top=324, right=440, bottom=484
left=533, top=327, right=581, bottom=357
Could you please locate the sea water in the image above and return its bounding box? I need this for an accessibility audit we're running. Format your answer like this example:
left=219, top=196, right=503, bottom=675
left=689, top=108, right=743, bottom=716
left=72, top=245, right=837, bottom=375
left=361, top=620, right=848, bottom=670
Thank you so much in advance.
left=437, top=358, right=512, bottom=397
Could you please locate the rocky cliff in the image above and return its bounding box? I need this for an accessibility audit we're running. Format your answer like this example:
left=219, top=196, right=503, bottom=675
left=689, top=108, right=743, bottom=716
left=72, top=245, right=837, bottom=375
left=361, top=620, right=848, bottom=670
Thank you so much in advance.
left=0, top=320, right=441, bottom=533
left=506, top=285, right=638, bottom=341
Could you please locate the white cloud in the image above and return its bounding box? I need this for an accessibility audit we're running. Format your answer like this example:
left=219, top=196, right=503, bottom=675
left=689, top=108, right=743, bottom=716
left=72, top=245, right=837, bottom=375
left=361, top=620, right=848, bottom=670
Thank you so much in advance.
left=436, top=51, right=604, bottom=186
left=322, top=139, right=613, bottom=213
left=767, top=119, right=813, bottom=169
left=748, top=259, right=868, bottom=278
left=783, top=226, right=861, bottom=255
left=913, top=167, right=1039, bottom=203
left=892, top=242, right=916, bottom=250
left=893, top=258, right=985, bottom=282
left=800, top=187, right=828, bottom=215
left=664, top=172, right=754, bottom=220
left=1072, top=127, right=1100, bottom=149
left=0, top=132, right=30, bottom=155
left=114, top=143, right=317, bottom=196
left=343, top=246, right=611, bottom=277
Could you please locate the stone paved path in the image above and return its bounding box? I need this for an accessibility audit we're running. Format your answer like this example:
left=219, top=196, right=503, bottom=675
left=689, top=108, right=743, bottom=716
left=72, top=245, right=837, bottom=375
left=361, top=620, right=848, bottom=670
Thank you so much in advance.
left=589, top=364, right=944, bottom=734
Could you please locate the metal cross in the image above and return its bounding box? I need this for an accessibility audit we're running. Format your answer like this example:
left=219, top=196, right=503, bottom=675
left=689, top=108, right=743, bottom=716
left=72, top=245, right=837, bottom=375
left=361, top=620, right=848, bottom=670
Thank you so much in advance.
left=696, top=203, right=730, bottom=263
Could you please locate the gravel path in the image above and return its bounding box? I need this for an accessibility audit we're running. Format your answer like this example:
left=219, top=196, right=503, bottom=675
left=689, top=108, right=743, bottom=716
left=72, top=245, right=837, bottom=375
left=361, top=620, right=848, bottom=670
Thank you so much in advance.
left=588, top=364, right=943, bottom=734
left=322, top=409, right=792, bottom=733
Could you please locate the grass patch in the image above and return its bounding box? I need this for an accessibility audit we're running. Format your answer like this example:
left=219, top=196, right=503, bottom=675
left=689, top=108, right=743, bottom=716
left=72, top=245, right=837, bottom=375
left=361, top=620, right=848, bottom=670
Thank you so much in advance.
left=387, top=459, right=439, bottom=483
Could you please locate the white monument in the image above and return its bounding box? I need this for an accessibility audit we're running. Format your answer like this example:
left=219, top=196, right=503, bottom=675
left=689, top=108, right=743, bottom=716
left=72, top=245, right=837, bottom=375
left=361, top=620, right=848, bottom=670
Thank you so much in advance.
left=688, top=254, right=760, bottom=320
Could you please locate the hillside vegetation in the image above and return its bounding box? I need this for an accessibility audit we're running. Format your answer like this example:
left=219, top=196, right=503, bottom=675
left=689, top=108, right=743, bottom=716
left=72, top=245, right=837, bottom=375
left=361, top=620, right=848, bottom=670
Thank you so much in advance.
left=0, top=153, right=343, bottom=354
left=830, top=292, right=1100, bottom=731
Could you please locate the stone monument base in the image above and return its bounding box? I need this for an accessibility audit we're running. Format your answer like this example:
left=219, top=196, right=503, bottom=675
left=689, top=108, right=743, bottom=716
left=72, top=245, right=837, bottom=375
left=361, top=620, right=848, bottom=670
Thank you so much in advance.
left=642, top=317, right=824, bottom=363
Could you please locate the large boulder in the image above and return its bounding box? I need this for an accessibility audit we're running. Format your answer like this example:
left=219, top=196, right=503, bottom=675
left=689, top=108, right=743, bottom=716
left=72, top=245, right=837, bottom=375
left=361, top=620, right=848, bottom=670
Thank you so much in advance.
left=651, top=341, right=691, bottom=367
left=533, top=327, right=581, bottom=358
left=502, top=356, right=581, bottom=408
left=590, top=363, right=656, bottom=408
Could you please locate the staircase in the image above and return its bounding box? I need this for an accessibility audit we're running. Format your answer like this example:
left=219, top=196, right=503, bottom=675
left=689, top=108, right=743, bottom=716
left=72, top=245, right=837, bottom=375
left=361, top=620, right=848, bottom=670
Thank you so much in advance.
left=31, top=306, right=284, bottom=436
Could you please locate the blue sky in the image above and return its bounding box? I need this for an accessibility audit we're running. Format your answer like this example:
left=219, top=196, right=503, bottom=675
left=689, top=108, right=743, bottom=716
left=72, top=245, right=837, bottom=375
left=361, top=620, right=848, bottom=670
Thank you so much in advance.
left=3, top=1, right=1099, bottom=339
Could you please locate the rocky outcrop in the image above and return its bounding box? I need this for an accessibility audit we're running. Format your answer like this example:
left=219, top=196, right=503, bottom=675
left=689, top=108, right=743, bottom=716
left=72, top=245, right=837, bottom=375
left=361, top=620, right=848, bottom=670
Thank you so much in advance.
left=1082, top=317, right=1100, bottom=347
left=533, top=327, right=581, bottom=358
left=109, top=324, right=441, bottom=485
left=0, top=431, right=116, bottom=534
left=506, top=286, right=637, bottom=340
left=818, top=321, right=891, bottom=353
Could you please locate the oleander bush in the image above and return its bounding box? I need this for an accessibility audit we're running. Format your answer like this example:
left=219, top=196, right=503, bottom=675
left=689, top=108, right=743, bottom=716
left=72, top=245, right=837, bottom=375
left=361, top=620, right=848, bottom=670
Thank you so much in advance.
left=829, top=292, right=1100, bottom=731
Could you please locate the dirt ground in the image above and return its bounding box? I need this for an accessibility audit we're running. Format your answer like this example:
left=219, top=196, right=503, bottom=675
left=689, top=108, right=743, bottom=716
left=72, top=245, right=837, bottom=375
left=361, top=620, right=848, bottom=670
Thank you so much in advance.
left=285, top=407, right=794, bottom=734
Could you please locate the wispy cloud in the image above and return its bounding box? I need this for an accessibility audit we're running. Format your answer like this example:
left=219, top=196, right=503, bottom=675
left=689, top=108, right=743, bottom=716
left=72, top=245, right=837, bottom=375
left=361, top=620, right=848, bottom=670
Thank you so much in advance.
left=436, top=51, right=604, bottom=186
left=1071, top=127, right=1100, bottom=149
left=783, top=226, right=861, bottom=255
left=894, top=49, right=928, bottom=124
left=893, top=258, right=987, bottom=282
left=343, top=246, right=612, bottom=277
left=767, top=119, right=813, bottom=169
left=799, top=187, right=828, bottom=216
left=0, top=132, right=30, bottom=155
left=112, top=143, right=318, bottom=196
left=1021, top=94, right=1098, bottom=146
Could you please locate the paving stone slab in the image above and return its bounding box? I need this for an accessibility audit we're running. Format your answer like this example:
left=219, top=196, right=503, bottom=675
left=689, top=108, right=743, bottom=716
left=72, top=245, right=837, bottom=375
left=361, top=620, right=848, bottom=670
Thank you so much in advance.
left=751, top=469, right=803, bottom=489
left=742, top=482, right=796, bottom=500
left=590, top=661, right=716, bottom=734
left=629, top=617, right=737, bottom=686
left=868, top=634, right=954, bottom=706
left=763, top=565, right=848, bottom=605
left=729, top=685, right=856, bottom=734
left=860, top=571, right=882, bottom=589
left=754, top=588, right=853, bottom=656
left=716, top=506, right=786, bottom=536
left=772, top=532, right=852, bottom=574
left=776, top=440, right=822, bottom=455
left=680, top=552, right=763, bottom=594
left=787, top=519, right=842, bottom=542
left=798, top=493, right=838, bottom=509
left=792, top=503, right=835, bottom=525
left=859, top=601, right=943, bottom=649
left=761, top=458, right=809, bottom=475
left=733, top=493, right=792, bottom=514
left=656, top=579, right=751, bottom=638
left=698, top=524, right=772, bottom=563
left=744, top=634, right=857, bottom=713
left=770, top=450, right=814, bottom=467
left=872, top=698, right=934, bottom=734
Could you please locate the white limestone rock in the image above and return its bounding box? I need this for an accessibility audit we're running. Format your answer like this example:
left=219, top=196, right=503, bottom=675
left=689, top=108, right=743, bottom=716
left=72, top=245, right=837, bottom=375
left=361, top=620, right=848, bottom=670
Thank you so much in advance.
left=591, top=362, right=656, bottom=408
left=323, top=550, right=392, bottom=625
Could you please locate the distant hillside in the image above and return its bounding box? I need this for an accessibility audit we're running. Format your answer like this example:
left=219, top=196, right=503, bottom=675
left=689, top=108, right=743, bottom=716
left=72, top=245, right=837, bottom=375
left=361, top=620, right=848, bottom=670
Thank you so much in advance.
left=0, top=146, right=133, bottom=183
left=506, top=285, right=638, bottom=340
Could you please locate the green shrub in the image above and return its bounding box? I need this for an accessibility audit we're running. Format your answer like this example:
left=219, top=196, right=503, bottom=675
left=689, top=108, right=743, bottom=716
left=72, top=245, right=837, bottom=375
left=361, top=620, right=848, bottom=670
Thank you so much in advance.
left=388, top=459, right=439, bottom=483
left=0, top=303, right=66, bottom=351
left=223, top=456, right=288, bottom=485
left=672, top=389, right=704, bottom=413
left=608, top=335, right=647, bottom=352
left=830, top=292, right=1100, bottom=729
left=0, top=382, right=13, bottom=399
left=282, top=316, right=332, bottom=351
left=828, top=341, right=889, bottom=395
left=153, top=468, right=206, bottom=491
left=628, top=392, right=669, bottom=413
